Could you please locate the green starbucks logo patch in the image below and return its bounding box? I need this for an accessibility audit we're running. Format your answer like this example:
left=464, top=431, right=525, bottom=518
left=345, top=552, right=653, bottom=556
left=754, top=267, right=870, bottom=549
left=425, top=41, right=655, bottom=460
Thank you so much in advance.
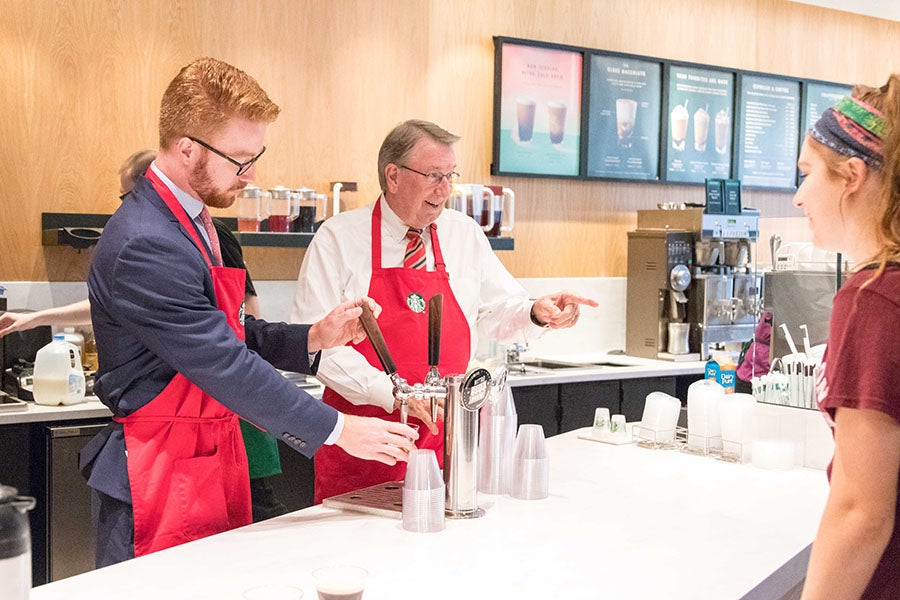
left=406, top=292, right=426, bottom=313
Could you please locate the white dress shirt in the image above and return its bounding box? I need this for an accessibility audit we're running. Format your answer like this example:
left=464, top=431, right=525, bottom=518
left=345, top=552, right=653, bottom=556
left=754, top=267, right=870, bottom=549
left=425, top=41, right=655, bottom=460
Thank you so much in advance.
left=291, top=197, right=545, bottom=413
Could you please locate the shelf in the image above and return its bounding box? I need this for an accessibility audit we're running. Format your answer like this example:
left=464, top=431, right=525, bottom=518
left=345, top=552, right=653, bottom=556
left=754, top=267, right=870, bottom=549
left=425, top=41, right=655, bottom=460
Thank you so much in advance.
left=42, top=213, right=515, bottom=251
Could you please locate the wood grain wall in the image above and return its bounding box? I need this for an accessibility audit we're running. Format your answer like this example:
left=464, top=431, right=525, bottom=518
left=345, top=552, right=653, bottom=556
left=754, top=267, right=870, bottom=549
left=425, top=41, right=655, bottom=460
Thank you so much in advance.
left=2, top=0, right=898, bottom=283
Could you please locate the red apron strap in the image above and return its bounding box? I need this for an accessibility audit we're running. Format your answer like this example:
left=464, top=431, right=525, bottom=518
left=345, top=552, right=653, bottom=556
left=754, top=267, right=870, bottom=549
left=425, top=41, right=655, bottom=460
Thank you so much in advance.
left=146, top=168, right=213, bottom=270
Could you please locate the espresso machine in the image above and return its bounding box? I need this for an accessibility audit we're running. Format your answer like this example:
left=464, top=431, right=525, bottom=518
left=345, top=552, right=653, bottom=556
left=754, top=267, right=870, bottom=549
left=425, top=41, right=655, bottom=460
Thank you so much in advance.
left=627, top=208, right=761, bottom=360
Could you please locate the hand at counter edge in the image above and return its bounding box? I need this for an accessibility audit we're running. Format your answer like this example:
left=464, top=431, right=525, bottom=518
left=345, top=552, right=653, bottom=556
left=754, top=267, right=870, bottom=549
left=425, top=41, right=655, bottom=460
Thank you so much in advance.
left=307, top=297, right=382, bottom=352
left=531, top=291, right=599, bottom=329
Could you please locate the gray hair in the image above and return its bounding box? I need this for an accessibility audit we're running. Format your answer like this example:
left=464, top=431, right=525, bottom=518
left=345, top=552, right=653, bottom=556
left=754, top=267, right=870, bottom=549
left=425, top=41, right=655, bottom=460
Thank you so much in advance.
left=377, top=120, right=460, bottom=192
left=119, top=149, right=157, bottom=194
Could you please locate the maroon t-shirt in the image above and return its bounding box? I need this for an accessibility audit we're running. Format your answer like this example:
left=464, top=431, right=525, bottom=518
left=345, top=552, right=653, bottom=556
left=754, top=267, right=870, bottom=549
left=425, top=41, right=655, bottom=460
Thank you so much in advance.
left=817, top=264, right=900, bottom=599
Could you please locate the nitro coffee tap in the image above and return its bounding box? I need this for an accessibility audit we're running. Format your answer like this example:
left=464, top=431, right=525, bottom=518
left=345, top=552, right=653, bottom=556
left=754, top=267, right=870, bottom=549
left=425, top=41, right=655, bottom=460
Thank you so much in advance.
left=357, top=296, right=494, bottom=519
left=357, top=303, right=414, bottom=423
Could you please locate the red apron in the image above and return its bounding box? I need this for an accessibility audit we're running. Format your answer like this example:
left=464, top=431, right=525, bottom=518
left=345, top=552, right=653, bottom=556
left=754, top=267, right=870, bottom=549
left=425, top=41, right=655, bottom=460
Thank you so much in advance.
left=116, top=170, right=252, bottom=557
left=314, top=199, right=470, bottom=502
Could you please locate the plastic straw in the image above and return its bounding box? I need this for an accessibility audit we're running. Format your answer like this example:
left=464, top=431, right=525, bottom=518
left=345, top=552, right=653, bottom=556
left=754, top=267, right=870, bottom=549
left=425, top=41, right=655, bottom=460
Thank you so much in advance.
left=780, top=323, right=799, bottom=355
left=799, top=324, right=811, bottom=355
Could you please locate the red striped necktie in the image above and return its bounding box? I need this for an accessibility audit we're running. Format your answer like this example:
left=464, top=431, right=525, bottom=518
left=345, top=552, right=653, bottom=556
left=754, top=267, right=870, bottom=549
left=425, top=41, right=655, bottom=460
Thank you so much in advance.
left=404, top=228, right=426, bottom=270
left=197, top=205, right=223, bottom=267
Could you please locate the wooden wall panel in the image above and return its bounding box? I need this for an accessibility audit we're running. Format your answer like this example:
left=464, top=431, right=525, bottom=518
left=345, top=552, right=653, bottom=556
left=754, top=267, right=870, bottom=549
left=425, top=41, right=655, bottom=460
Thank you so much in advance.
left=2, top=0, right=898, bottom=285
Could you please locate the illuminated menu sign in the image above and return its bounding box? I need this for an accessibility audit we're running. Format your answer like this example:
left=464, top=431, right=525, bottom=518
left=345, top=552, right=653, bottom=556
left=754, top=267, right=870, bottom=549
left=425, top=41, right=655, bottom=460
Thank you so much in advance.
left=735, top=74, right=801, bottom=189
left=664, top=65, right=734, bottom=183
left=586, top=54, right=662, bottom=180
left=802, top=82, right=852, bottom=133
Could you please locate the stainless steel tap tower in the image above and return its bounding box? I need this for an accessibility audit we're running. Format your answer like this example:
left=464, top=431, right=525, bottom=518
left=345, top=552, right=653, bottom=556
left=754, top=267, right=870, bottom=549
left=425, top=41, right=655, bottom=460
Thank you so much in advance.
left=357, top=295, right=493, bottom=519
left=443, top=369, right=491, bottom=518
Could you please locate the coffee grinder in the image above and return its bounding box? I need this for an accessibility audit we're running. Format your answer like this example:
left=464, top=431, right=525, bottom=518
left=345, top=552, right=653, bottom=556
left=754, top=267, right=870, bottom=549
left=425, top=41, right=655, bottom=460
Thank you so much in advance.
left=625, top=229, right=695, bottom=359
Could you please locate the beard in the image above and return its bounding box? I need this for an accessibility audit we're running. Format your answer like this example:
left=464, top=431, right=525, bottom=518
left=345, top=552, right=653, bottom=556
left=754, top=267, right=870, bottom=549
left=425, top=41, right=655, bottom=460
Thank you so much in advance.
left=189, top=154, right=244, bottom=209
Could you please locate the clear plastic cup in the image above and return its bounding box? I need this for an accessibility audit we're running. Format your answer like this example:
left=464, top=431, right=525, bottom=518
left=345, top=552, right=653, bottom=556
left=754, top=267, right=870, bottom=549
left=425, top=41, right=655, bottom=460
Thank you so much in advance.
left=402, top=449, right=445, bottom=532
left=510, top=424, right=549, bottom=500
left=311, top=566, right=367, bottom=600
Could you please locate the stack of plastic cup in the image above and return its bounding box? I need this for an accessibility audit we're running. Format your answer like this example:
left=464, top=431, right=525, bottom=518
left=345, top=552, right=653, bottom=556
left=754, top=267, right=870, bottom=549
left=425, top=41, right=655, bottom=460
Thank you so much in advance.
left=478, top=381, right=517, bottom=495
left=510, top=424, right=549, bottom=500
left=687, top=379, right=725, bottom=452
left=401, top=449, right=445, bottom=532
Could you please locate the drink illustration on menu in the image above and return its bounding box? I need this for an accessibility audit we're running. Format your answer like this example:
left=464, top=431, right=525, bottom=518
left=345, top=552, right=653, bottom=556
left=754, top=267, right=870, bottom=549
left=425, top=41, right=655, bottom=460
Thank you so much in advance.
left=715, top=109, right=730, bottom=155
left=670, top=100, right=688, bottom=151
left=616, top=98, right=637, bottom=147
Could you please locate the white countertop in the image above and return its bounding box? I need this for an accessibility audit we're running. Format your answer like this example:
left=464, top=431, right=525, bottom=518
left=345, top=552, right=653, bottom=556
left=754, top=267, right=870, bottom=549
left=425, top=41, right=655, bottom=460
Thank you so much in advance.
left=1, top=355, right=705, bottom=425
left=506, top=352, right=706, bottom=387
left=0, top=398, right=112, bottom=425
left=31, top=428, right=829, bottom=600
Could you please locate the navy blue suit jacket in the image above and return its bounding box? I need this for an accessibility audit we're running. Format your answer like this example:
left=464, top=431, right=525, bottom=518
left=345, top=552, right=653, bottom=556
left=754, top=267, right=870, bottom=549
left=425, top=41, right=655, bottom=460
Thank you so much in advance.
left=84, top=176, right=338, bottom=503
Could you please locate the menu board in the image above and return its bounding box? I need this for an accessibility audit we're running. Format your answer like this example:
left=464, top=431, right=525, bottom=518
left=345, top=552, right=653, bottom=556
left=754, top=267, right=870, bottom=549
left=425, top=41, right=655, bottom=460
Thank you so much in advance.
left=585, top=55, right=662, bottom=180
left=802, top=81, right=852, bottom=133
left=494, top=41, right=583, bottom=177
left=664, top=65, right=734, bottom=183
left=735, top=74, right=801, bottom=189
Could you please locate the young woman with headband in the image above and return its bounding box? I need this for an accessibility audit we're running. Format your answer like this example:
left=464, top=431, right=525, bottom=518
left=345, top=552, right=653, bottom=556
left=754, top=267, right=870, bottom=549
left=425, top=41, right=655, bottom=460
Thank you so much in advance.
left=798, top=76, right=900, bottom=599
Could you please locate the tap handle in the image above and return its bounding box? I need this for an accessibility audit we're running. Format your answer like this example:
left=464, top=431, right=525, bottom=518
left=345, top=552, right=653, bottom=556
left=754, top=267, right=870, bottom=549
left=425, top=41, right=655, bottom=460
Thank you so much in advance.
left=358, top=302, right=396, bottom=375
left=428, top=294, right=443, bottom=367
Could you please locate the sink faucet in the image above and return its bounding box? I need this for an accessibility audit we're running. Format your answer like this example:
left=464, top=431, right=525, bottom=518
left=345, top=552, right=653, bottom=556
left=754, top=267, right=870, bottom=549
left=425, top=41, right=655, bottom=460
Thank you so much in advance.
left=506, top=343, right=528, bottom=370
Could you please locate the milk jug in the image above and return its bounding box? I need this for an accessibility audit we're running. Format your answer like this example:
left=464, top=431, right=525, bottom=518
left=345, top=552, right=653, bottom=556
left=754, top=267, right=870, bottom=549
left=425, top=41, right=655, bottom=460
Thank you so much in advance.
left=32, top=334, right=85, bottom=406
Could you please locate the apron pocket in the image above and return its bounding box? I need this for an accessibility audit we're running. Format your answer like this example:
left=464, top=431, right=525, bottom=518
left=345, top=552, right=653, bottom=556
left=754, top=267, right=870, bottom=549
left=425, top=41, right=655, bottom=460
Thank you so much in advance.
left=173, top=450, right=230, bottom=541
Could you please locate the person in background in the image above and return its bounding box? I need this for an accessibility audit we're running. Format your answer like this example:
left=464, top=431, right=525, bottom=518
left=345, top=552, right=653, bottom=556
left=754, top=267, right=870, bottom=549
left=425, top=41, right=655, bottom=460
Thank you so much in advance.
left=0, top=149, right=156, bottom=337
left=292, top=119, right=598, bottom=502
left=82, top=57, right=416, bottom=567
left=1, top=147, right=290, bottom=522
left=797, top=77, right=900, bottom=599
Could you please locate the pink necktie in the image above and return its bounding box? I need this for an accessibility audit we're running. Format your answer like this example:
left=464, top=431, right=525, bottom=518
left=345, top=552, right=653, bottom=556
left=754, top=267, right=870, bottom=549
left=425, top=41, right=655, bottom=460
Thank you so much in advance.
left=197, top=206, right=223, bottom=267
left=404, top=228, right=426, bottom=270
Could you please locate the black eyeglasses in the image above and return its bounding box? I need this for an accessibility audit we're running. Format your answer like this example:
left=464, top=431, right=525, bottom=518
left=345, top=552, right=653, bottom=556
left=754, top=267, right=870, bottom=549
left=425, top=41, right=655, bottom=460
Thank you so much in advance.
left=400, top=165, right=460, bottom=186
left=188, top=137, right=266, bottom=176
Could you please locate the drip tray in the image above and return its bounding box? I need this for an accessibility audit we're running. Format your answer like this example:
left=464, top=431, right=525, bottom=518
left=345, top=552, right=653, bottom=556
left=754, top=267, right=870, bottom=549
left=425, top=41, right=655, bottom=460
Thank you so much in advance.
left=322, top=481, right=404, bottom=519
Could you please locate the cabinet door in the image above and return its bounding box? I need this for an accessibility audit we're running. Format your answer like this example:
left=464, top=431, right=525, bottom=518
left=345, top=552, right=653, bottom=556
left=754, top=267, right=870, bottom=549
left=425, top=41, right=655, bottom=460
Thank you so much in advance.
left=559, top=381, right=620, bottom=434
left=511, top=385, right=560, bottom=438
left=271, top=443, right=315, bottom=512
left=620, top=377, right=676, bottom=422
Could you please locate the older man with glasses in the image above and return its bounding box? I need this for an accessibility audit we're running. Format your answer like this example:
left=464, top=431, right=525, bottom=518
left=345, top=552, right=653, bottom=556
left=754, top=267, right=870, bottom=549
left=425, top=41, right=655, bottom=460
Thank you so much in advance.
left=291, top=119, right=597, bottom=503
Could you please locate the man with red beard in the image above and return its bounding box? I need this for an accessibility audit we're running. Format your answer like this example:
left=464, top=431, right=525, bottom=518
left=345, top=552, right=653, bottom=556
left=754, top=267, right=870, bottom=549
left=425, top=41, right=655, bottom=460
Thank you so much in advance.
left=83, top=57, right=416, bottom=567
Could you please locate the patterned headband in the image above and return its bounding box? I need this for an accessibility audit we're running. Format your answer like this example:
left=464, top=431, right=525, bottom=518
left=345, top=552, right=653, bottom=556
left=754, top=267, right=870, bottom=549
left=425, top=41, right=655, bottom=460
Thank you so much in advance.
left=809, top=96, right=886, bottom=168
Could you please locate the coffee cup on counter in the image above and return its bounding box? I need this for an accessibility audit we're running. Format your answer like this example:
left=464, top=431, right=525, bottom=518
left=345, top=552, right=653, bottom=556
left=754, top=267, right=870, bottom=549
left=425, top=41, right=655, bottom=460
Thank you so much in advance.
left=311, top=565, right=368, bottom=600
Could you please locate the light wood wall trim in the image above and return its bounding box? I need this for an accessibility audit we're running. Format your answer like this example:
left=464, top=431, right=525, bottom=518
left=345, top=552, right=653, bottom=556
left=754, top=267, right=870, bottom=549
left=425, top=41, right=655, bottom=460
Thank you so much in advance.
left=2, top=0, right=898, bottom=283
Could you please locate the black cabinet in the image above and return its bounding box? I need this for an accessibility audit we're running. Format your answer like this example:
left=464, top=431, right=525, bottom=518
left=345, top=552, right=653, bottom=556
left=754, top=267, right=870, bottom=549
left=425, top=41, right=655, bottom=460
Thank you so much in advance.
left=511, top=374, right=702, bottom=437
left=511, top=385, right=560, bottom=438
left=269, top=442, right=315, bottom=512
left=559, top=381, right=619, bottom=433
